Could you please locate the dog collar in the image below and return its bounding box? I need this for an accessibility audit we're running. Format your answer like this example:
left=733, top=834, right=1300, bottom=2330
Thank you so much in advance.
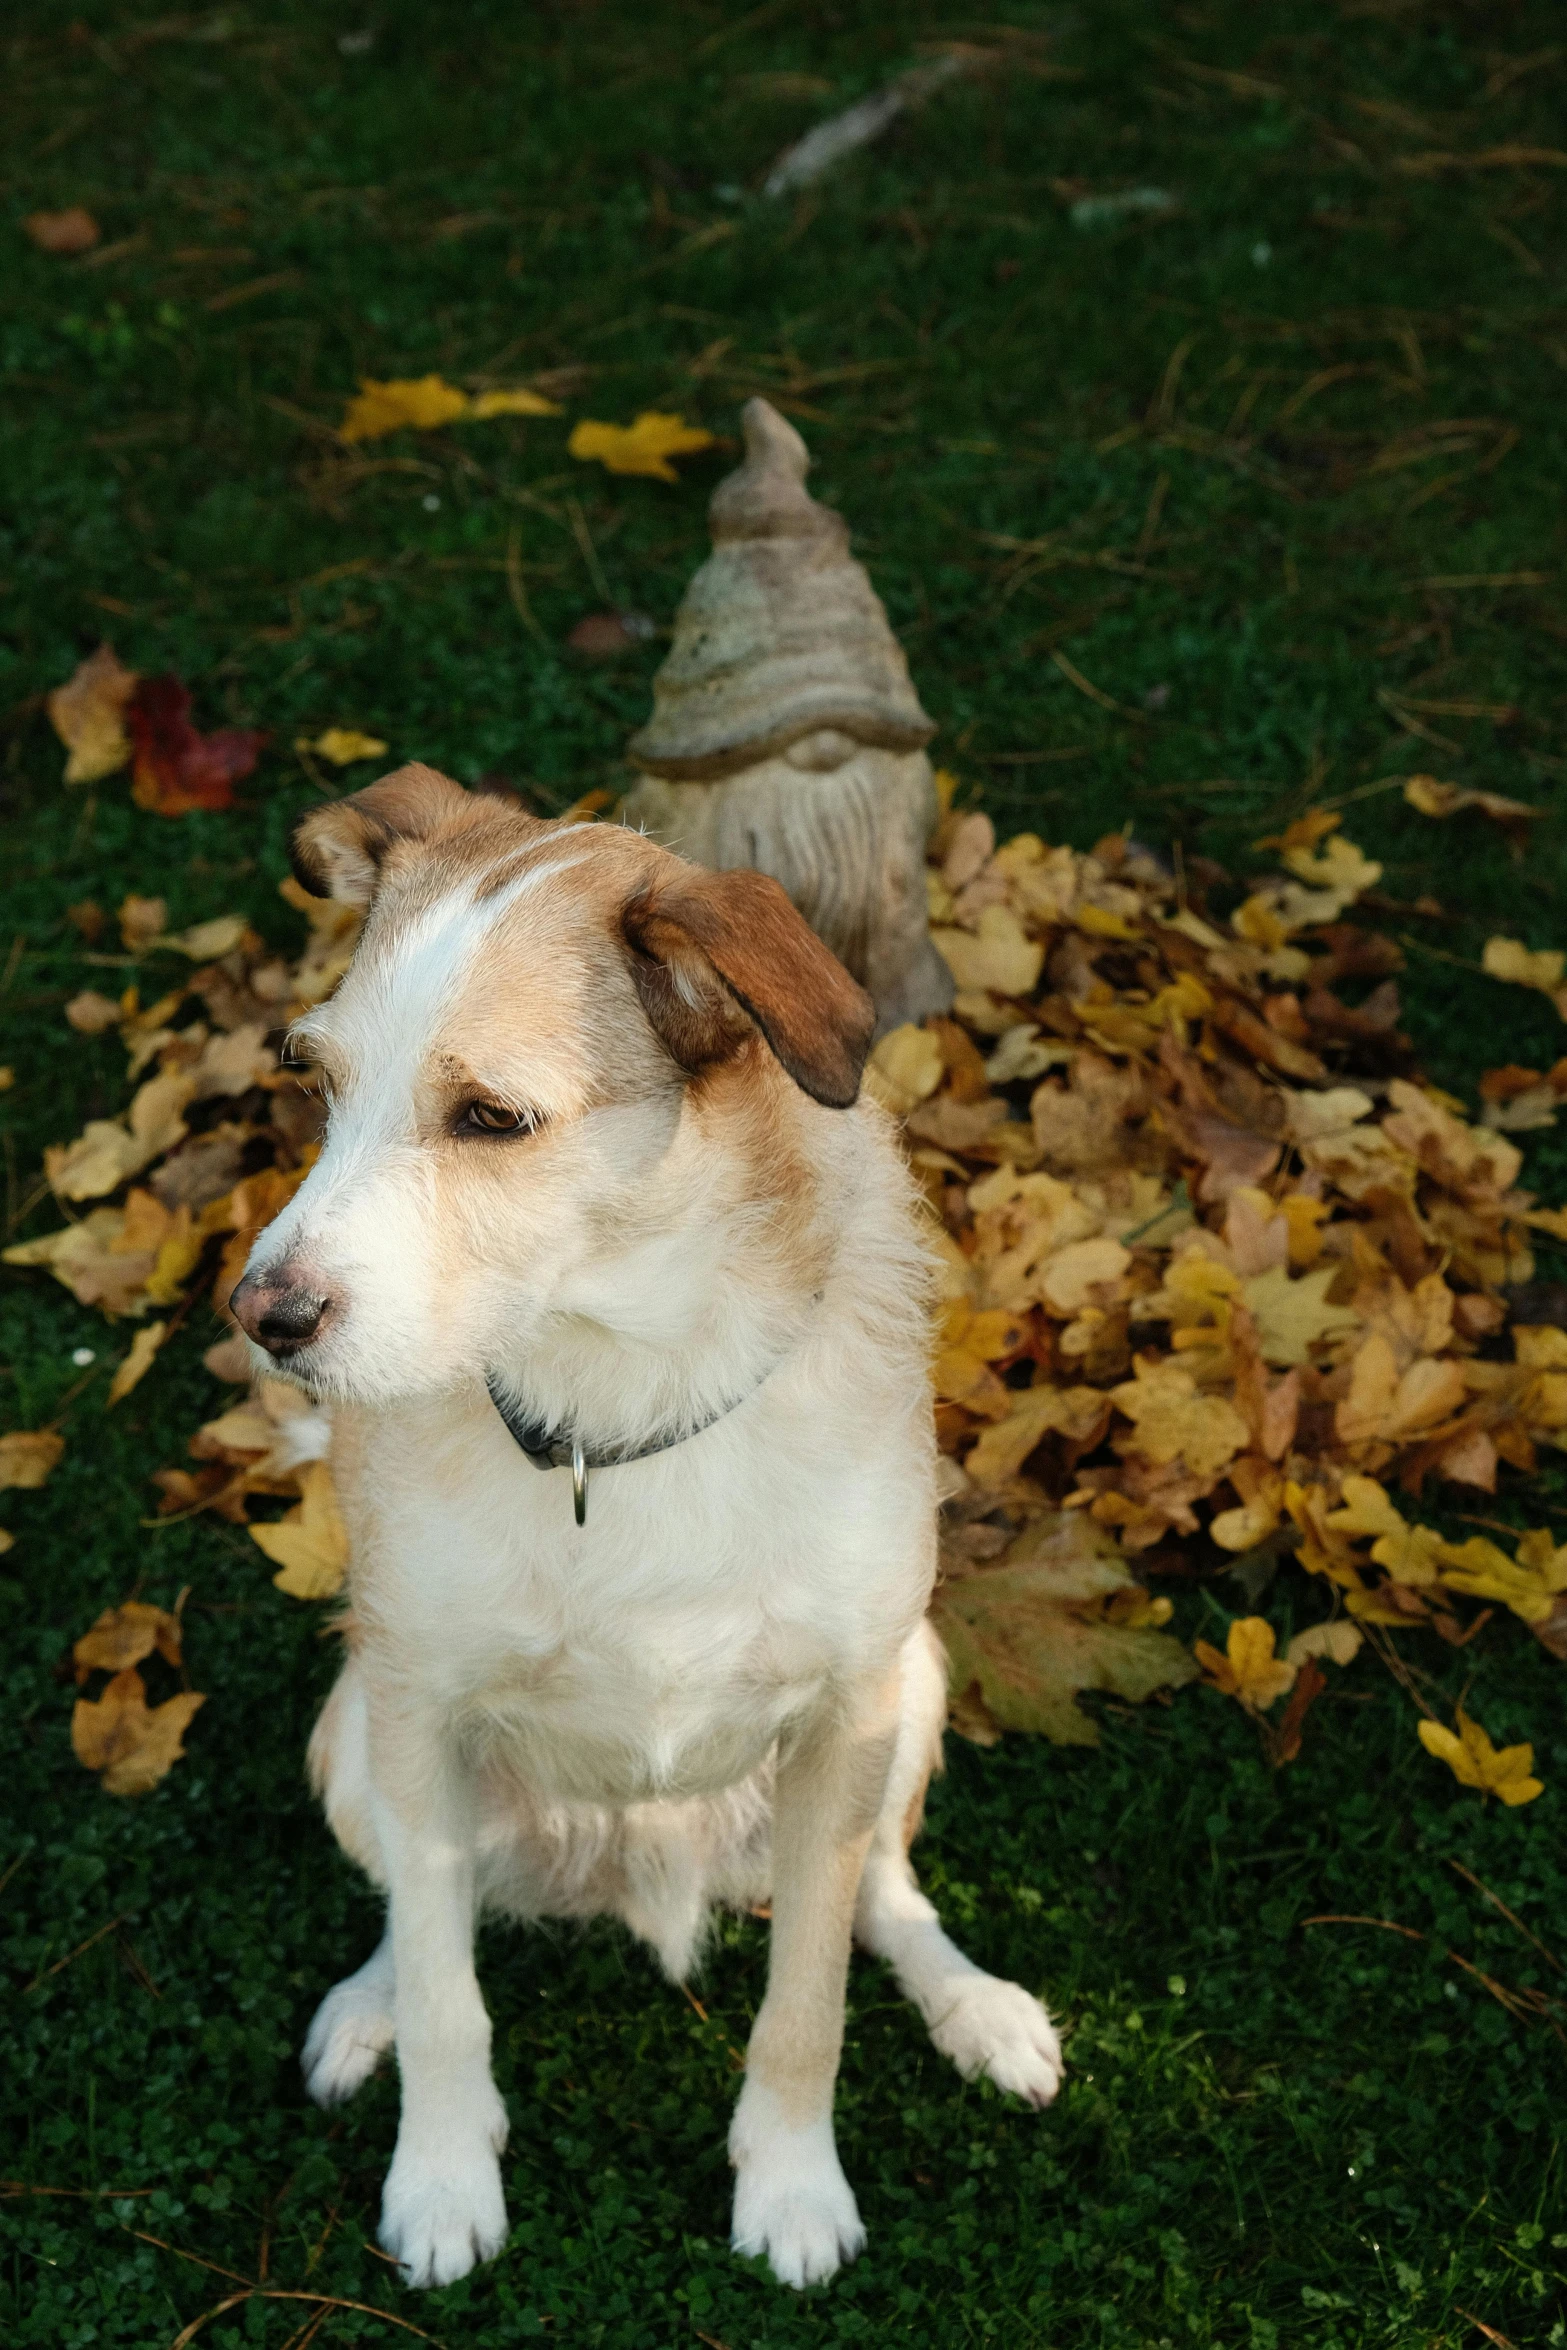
left=486, top=1363, right=769, bottom=1530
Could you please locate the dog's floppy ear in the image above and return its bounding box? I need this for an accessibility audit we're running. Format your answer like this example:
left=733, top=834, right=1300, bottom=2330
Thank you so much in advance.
left=622, top=865, right=875, bottom=1108
left=289, top=763, right=476, bottom=905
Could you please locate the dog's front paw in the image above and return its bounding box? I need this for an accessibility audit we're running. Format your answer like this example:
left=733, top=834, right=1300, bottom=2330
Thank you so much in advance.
left=302, top=1966, right=395, bottom=2108
left=929, top=1974, right=1063, bottom=2107
left=379, top=2129, right=509, bottom=2290
left=730, top=2094, right=865, bottom=2289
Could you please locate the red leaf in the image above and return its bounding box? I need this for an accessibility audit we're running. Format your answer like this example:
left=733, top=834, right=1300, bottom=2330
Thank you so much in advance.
left=126, top=676, right=267, bottom=816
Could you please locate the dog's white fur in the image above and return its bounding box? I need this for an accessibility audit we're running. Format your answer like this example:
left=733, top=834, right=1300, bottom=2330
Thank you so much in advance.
left=242, top=769, right=1061, bottom=2292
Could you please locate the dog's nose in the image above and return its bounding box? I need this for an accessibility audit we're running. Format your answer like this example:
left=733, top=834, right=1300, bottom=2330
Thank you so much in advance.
left=230, top=1271, right=332, bottom=1356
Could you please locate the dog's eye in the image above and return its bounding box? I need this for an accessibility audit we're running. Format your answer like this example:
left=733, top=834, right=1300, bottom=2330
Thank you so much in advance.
left=456, top=1100, right=537, bottom=1137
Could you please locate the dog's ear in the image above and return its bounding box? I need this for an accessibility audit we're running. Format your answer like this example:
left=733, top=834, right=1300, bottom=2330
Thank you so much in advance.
left=288, top=764, right=477, bottom=905
left=622, top=866, right=875, bottom=1108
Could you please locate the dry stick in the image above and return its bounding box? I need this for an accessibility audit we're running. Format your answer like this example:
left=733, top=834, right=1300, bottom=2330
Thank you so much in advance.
left=1049, top=648, right=1147, bottom=723
left=24, top=1912, right=126, bottom=1993
left=505, top=523, right=547, bottom=645
left=563, top=495, right=612, bottom=606
left=1453, top=2310, right=1515, bottom=2350
left=1302, top=1919, right=1567, bottom=2041
left=169, top=2290, right=434, bottom=2350
left=1302, top=1914, right=1425, bottom=1941
left=1446, top=1858, right=1564, bottom=1974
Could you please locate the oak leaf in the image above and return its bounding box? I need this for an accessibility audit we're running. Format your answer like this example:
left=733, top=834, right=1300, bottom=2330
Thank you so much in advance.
left=71, top=1668, right=206, bottom=1796
left=250, top=1458, right=349, bottom=1598
left=568, top=411, right=716, bottom=481
left=47, top=644, right=139, bottom=785
left=1417, top=1710, right=1542, bottom=1806
left=933, top=1512, right=1199, bottom=1745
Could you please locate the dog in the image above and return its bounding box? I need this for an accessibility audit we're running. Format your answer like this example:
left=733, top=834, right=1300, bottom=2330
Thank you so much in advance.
left=229, top=763, right=1062, bottom=2292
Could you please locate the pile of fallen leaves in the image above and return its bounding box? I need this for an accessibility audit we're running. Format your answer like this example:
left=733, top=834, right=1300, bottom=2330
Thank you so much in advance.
left=7, top=756, right=1567, bottom=1806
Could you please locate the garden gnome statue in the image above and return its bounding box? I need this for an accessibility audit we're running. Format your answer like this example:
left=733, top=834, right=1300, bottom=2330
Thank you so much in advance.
left=622, top=398, right=954, bottom=1034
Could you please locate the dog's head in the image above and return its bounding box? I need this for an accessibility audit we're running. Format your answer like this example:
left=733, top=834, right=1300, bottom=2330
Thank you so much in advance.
left=228, top=764, right=874, bottom=1404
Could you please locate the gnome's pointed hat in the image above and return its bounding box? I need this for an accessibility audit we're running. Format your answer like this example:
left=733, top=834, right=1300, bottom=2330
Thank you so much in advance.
left=628, top=398, right=935, bottom=781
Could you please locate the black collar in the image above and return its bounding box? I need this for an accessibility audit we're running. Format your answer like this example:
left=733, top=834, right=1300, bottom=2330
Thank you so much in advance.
left=486, top=1363, right=770, bottom=1529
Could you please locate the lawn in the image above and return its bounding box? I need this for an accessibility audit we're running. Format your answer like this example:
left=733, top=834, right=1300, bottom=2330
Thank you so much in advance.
left=4, top=3, right=1567, bottom=2345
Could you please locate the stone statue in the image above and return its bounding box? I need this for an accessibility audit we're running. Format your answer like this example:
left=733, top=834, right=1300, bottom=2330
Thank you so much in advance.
left=621, top=398, right=954, bottom=1035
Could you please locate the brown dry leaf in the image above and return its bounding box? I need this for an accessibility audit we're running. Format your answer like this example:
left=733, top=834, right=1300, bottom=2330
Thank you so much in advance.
left=65, top=989, right=124, bottom=1034
left=250, top=1458, right=349, bottom=1598
left=106, top=1319, right=168, bottom=1407
left=47, top=644, right=139, bottom=785
left=73, top=1600, right=182, bottom=1681
left=933, top=1512, right=1199, bottom=1745
left=24, top=206, right=101, bottom=254
left=965, top=1383, right=1110, bottom=1487
left=71, top=1668, right=206, bottom=1796
left=1241, top=1262, right=1362, bottom=1367
left=0, top=1428, right=65, bottom=1490
left=1336, top=1332, right=1468, bottom=1448
left=932, top=906, right=1045, bottom=997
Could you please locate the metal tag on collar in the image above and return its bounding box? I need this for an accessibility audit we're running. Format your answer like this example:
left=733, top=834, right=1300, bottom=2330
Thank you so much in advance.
left=571, top=1440, right=588, bottom=1528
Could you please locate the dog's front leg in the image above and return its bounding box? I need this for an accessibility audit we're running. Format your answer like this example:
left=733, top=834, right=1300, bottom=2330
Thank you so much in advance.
left=730, top=1678, right=897, bottom=2289
left=371, top=1716, right=509, bottom=2289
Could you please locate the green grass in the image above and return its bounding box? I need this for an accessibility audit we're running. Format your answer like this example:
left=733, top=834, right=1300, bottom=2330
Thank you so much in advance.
left=4, top=2, right=1567, bottom=2343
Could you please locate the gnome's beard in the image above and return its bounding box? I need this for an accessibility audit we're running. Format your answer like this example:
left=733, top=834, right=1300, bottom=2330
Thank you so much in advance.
left=622, top=746, right=953, bottom=1034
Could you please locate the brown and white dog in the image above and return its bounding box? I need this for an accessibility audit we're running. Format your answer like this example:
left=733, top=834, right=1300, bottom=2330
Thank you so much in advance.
left=230, top=764, right=1061, bottom=2292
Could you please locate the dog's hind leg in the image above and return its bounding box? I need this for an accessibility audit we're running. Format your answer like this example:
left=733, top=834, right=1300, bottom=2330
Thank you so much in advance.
left=302, top=1658, right=397, bottom=2106
left=853, top=1622, right=1063, bottom=2107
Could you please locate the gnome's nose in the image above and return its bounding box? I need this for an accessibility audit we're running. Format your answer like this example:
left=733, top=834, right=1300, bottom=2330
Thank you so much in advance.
left=230, top=1269, right=332, bottom=1357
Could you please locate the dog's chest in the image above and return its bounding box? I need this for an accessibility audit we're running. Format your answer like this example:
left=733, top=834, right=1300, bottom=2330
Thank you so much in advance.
left=368, top=1444, right=849, bottom=1804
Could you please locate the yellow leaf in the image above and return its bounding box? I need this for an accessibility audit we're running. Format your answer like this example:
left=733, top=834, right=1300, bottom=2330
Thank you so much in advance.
left=73, top=1600, right=182, bottom=1681
left=1324, top=1476, right=1445, bottom=1586
left=0, top=1428, right=65, bottom=1490
left=1418, top=1710, right=1542, bottom=1806
left=47, top=643, right=138, bottom=785
left=250, top=1459, right=349, bottom=1599
left=865, top=1023, right=945, bottom=1116
left=339, top=373, right=471, bottom=443
left=106, top=1319, right=168, bottom=1407
left=1038, top=1235, right=1131, bottom=1313
left=162, top=914, right=249, bottom=960
left=1195, top=1615, right=1297, bottom=1711
left=1280, top=831, right=1382, bottom=900
left=567, top=411, right=716, bottom=482
left=1241, top=1262, right=1361, bottom=1367
left=300, top=728, right=390, bottom=767
left=931, top=905, right=1045, bottom=998
left=71, top=1668, right=206, bottom=1796
left=1284, top=1621, right=1363, bottom=1669
left=932, top=1511, right=1199, bottom=1745
left=1484, top=934, right=1566, bottom=992
left=965, top=1384, right=1109, bottom=1489
left=1110, top=1359, right=1249, bottom=1482
left=1335, top=1333, right=1468, bottom=1449
left=1074, top=902, right=1139, bottom=940
left=469, top=387, right=563, bottom=418
left=1404, top=774, right=1536, bottom=830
